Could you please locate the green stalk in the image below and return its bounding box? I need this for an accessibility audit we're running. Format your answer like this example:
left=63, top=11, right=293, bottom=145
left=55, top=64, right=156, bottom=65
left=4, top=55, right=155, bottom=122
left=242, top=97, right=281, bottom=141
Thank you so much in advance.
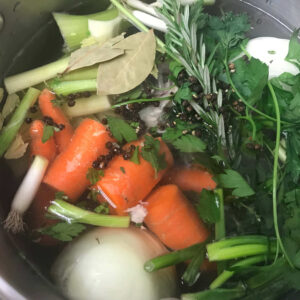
left=50, top=79, right=97, bottom=96
left=182, top=247, right=206, bottom=286
left=112, top=96, right=171, bottom=108
left=62, top=94, right=111, bottom=118
left=210, top=255, right=270, bottom=289
left=48, top=199, right=130, bottom=228
left=59, top=66, right=98, bottom=81
left=182, top=288, right=245, bottom=300
left=0, top=88, right=40, bottom=157
left=144, top=243, right=204, bottom=272
left=4, top=57, right=69, bottom=94
left=110, top=0, right=166, bottom=53
left=267, top=82, right=294, bottom=268
left=53, top=7, right=119, bottom=51
left=207, top=235, right=271, bottom=253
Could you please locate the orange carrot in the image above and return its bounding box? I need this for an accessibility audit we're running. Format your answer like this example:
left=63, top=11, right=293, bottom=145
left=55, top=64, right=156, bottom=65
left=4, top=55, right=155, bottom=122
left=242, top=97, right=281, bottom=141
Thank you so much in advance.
left=29, top=120, right=57, bottom=162
left=144, top=184, right=209, bottom=250
left=95, top=138, right=174, bottom=216
left=38, top=89, right=73, bottom=152
left=43, top=118, right=114, bottom=201
left=163, top=165, right=216, bottom=193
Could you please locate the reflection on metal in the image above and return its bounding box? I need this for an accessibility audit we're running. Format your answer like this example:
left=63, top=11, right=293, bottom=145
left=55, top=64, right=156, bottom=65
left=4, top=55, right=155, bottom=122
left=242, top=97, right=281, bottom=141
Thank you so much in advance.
left=0, top=14, right=4, bottom=33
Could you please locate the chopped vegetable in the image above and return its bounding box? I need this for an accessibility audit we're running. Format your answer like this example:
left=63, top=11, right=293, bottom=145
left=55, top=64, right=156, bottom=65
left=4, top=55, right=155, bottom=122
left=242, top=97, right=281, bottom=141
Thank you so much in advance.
left=0, top=88, right=40, bottom=157
left=39, top=89, right=74, bottom=152
left=144, top=184, right=209, bottom=250
left=4, top=155, right=49, bottom=233
left=95, top=138, right=173, bottom=215
left=4, top=134, right=29, bottom=160
left=163, top=165, right=216, bottom=193
left=51, top=227, right=177, bottom=300
left=48, top=199, right=130, bottom=228
left=43, top=118, right=114, bottom=201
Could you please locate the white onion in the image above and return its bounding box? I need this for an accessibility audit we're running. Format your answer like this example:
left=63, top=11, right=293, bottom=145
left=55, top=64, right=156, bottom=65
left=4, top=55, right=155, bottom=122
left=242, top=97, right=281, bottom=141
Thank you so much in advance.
left=51, top=227, right=177, bottom=300
left=246, top=37, right=299, bottom=79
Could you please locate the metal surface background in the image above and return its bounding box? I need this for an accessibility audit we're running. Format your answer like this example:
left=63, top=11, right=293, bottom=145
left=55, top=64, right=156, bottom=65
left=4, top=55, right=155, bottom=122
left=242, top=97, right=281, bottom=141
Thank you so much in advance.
left=0, top=0, right=299, bottom=299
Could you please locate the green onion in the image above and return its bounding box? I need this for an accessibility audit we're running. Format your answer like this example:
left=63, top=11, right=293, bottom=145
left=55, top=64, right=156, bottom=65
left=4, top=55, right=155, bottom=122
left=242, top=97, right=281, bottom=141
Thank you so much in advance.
left=48, top=199, right=130, bottom=228
left=207, top=236, right=277, bottom=261
left=210, top=255, right=270, bottom=289
left=53, top=7, right=119, bottom=51
left=62, top=94, right=111, bottom=118
left=144, top=243, right=204, bottom=272
left=4, top=58, right=69, bottom=94
left=182, top=246, right=206, bottom=286
left=0, top=87, right=40, bottom=157
left=49, top=79, right=97, bottom=96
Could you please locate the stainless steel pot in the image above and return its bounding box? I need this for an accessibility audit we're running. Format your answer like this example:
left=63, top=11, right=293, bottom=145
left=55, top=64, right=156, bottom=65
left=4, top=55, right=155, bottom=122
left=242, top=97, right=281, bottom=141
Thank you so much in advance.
left=0, top=0, right=299, bottom=299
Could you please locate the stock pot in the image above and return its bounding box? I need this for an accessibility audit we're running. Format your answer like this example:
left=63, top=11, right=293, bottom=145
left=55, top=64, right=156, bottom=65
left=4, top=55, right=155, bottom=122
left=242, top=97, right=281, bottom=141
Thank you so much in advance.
left=0, top=0, right=299, bottom=299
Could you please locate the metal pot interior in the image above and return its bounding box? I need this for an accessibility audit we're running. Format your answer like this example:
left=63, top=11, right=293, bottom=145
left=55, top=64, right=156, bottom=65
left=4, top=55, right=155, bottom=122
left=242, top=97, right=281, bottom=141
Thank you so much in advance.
left=0, top=0, right=299, bottom=299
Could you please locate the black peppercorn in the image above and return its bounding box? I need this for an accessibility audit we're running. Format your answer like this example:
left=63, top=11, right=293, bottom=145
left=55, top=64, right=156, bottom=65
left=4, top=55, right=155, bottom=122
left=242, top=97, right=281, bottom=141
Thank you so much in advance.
left=58, top=124, right=65, bottom=131
left=123, top=153, right=131, bottom=160
left=30, top=106, right=38, bottom=113
left=92, top=160, right=100, bottom=169
left=106, top=141, right=113, bottom=149
left=101, top=118, right=108, bottom=125
left=67, top=99, right=76, bottom=107
left=25, top=117, right=32, bottom=124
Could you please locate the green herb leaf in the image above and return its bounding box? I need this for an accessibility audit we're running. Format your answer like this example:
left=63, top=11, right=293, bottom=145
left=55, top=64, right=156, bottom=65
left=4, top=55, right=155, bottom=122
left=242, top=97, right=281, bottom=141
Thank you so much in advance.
left=38, top=222, right=86, bottom=242
left=130, top=146, right=140, bottom=165
left=231, top=57, right=269, bottom=105
left=120, top=166, right=126, bottom=174
left=196, top=189, right=220, bottom=224
left=55, top=191, right=69, bottom=201
left=94, top=203, right=109, bottom=214
left=172, top=134, right=206, bottom=153
left=86, top=168, right=104, bottom=185
left=42, top=125, right=55, bottom=143
left=286, top=29, right=300, bottom=68
left=107, top=116, right=137, bottom=143
left=51, top=98, right=65, bottom=107
left=141, top=136, right=167, bottom=177
left=169, top=60, right=184, bottom=78
left=217, top=169, right=255, bottom=197
left=174, top=82, right=192, bottom=103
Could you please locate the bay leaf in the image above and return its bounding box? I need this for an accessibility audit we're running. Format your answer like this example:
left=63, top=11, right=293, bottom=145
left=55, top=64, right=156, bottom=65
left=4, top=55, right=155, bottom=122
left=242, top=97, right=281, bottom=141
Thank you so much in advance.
left=97, top=30, right=156, bottom=95
left=0, top=88, right=4, bottom=104
left=4, top=134, right=28, bottom=159
left=2, top=93, right=20, bottom=119
left=66, top=34, right=126, bottom=73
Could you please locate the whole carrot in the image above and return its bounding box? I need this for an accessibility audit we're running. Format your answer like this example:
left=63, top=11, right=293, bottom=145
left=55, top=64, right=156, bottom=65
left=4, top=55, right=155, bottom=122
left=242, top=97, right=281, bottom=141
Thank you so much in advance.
left=38, top=89, right=73, bottom=152
left=43, top=118, right=114, bottom=201
left=163, top=165, right=216, bottom=193
left=144, top=184, right=209, bottom=250
left=95, top=139, right=174, bottom=215
left=29, top=120, right=57, bottom=162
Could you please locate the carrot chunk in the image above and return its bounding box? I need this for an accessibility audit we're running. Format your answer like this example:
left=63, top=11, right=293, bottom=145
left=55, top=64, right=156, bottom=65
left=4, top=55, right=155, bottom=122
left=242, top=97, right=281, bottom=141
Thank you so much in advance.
left=144, top=184, right=209, bottom=250
left=43, top=118, right=114, bottom=201
left=95, top=138, right=174, bottom=215
left=38, top=89, right=73, bottom=152
left=163, top=165, right=216, bottom=193
left=29, top=120, right=57, bottom=162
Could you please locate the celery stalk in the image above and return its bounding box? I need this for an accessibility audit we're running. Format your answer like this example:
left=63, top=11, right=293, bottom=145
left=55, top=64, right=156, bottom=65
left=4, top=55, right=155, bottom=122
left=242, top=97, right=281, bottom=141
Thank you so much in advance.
left=0, top=88, right=40, bottom=157
left=50, top=79, right=97, bottom=96
left=59, top=66, right=98, bottom=81
left=53, top=7, right=119, bottom=51
left=62, top=94, right=111, bottom=118
left=4, top=57, right=69, bottom=94
left=48, top=199, right=130, bottom=228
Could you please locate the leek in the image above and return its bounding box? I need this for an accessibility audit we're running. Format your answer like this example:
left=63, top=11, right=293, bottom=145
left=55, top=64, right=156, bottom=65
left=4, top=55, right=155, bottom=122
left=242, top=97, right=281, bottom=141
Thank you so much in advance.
left=49, top=79, right=97, bottom=96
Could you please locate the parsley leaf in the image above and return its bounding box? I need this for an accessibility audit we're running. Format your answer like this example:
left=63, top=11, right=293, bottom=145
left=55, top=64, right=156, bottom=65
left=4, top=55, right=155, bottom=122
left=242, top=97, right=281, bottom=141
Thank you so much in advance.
left=55, top=191, right=69, bottom=201
left=86, top=168, right=104, bottom=185
left=169, top=60, right=184, bottom=78
left=231, top=57, right=269, bottom=105
left=130, top=146, right=140, bottom=164
left=172, top=134, right=206, bottom=153
left=174, top=82, right=192, bottom=104
left=286, top=29, right=300, bottom=68
left=141, top=136, right=167, bottom=177
left=107, top=116, right=137, bottom=143
left=38, top=222, right=86, bottom=242
left=217, top=169, right=255, bottom=197
left=196, top=189, right=220, bottom=224
left=94, top=203, right=109, bottom=214
left=42, top=125, right=55, bottom=143
left=120, top=166, right=126, bottom=174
